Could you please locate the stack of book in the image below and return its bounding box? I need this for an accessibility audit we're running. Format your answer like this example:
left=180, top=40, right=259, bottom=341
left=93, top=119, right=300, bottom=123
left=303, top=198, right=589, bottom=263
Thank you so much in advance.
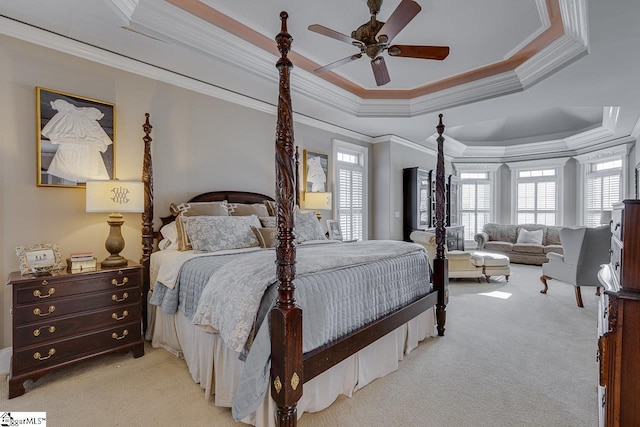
left=67, top=251, right=97, bottom=272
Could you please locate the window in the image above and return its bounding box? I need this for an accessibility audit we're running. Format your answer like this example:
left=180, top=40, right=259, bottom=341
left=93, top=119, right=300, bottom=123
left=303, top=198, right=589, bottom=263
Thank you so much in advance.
left=585, top=159, right=622, bottom=227
left=460, top=172, right=491, bottom=240
left=516, top=168, right=557, bottom=225
left=333, top=140, right=368, bottom=241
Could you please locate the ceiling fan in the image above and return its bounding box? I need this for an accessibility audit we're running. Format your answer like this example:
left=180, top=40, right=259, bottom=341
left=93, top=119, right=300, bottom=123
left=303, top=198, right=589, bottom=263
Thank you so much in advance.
left=308, top=0, right=450, bottom=86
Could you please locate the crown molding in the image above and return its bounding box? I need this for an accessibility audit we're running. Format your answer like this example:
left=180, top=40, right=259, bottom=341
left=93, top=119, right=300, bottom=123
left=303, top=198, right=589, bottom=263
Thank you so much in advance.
left=573, top=140, right=634, bottom=163
left=453, top=162, right=503, bottom=172
left=372, top=135, right=455, bottom=162
left=505, top=156, right=571, bottom=170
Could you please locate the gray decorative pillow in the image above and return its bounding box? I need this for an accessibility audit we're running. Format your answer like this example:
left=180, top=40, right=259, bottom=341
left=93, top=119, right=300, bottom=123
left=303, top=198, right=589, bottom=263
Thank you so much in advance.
left=183, top=215, right=261, bottom=252
left=294, top=211, right=327, bottom=243
left=173, top=201, right=229, bottom=251
left=227, top=203, right=269, bottom=217
left=251, top=226, right=278, bottom=248
left=516, top=228, right=543, bottom=245
left=259, top=216, right=277, bottom=228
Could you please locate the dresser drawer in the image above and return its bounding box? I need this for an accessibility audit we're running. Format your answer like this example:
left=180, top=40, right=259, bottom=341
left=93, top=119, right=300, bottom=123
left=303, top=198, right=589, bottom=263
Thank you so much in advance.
left=14, top=302, right=141, bottom=347
left=14, top=288, right=139, bottom=325
left=610, top=242, right=622, bottom=286
left=12, top=321, right=141, bottom=375
left=15, top=269, right=141, bottom=305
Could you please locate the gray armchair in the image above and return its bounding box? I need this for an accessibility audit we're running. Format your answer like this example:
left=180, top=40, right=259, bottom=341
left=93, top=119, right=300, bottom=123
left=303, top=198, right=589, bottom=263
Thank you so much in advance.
left=540, top=225, right=611, bottom=307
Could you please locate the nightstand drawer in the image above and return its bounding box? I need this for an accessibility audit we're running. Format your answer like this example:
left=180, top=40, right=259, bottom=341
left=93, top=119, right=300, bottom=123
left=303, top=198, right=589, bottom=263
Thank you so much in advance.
left=611, top=208, right=623, bottom=241
left=15, top=269, right=141, bottom=304
left=14, top=288, right=140, bottom=325
left=14, top=302, right=141, bottom=347
left=12, top=321, right=141, bottom=374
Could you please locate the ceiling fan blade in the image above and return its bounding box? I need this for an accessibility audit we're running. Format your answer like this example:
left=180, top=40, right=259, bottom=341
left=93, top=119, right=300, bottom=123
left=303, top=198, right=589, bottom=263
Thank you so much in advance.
left=315, top=53, right=363, bottom=73
left=376, top=0, right=421, bottom=44
left=308, top=24, right=363, bottom=47
left=371, top=56, right=391, bottom=86
left=388, top=45, right=450, bottom=60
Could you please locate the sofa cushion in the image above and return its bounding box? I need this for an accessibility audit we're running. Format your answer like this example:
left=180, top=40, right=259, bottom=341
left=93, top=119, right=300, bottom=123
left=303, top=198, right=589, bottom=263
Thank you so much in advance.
left=517, top=228, right=543, bottom=244
left=484, top=241, right=513, bottom=252
left=546, top=226, right=562, bottom=245
left=512, top=243, right=545, bottom=254
left=483, top=223, right=517, bottom=243
left=544, top=244, right=563, bottom=254
left=517, top=224, right=547, bottom=245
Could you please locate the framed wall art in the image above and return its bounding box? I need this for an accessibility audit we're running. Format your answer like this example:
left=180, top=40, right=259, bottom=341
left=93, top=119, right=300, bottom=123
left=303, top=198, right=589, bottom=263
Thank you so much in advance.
left=326, top=219, right=343, bottom=240
left=303, top=149, right=328, bottom=193
left=16, top=243, right=63, bottom=275
left=36, top=87, right=115, bottom=188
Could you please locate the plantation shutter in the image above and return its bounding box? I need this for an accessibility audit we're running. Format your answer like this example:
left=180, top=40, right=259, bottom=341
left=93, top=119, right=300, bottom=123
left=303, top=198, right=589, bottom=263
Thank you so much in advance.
left=337, top=166, right=364, bottom=241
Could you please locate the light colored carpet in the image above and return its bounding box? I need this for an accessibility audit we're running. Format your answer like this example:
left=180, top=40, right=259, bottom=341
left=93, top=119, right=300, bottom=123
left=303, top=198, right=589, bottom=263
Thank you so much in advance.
left=1, top=263, right=599, bottom=426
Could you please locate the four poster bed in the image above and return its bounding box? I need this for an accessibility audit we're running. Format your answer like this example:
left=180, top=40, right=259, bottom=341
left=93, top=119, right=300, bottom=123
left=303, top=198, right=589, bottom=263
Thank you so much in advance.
left=138, top=12, right=449, bottom=427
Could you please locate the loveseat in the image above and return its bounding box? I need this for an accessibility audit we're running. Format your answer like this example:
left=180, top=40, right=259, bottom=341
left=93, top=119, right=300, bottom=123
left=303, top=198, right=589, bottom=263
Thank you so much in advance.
left=474, top=223, right=564, bottom=265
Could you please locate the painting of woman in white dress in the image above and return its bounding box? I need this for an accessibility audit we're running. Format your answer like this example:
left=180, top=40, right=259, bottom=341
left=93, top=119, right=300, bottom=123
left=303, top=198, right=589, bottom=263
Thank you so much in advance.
left=304, top=150, right=328, bottom=193
left=37, top=88, right=115, bottom=187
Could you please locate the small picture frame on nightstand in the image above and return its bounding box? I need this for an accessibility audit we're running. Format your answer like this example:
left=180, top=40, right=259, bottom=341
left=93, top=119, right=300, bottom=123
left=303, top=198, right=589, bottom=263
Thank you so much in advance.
left=327, top=220, right=343, bottom=240
left=15, top=243, right=63, bottom=275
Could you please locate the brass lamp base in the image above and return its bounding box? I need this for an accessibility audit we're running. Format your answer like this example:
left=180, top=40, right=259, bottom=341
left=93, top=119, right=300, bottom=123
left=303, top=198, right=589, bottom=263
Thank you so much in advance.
left=101, top=213, right=128, bottom=268
left=101, top=255, right=128, bottom=268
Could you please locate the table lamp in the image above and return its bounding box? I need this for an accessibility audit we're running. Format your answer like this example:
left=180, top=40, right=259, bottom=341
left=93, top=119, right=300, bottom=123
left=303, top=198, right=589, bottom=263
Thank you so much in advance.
left=86, top=180, right=144, bottom=268
left=303, top=192, right=332, bottom=220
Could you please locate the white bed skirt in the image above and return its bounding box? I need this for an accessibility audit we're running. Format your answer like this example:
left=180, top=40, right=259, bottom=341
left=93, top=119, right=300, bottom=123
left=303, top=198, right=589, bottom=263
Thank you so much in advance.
left=146, top=301, right=437, bottom=426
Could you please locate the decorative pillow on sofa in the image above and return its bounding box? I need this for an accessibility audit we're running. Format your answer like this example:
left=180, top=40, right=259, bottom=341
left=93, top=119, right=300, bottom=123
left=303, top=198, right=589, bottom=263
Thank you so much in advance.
left=173, top=201, right=229, bottom=251
left=251, top=226, right=278, bottom=248
left=183, top=215, right=261, bottom=252
left=227, top=203, right=269, bottom=217
left=516, top=228, right=543, bottom=245
left=294, top=211, right=327, bottom=243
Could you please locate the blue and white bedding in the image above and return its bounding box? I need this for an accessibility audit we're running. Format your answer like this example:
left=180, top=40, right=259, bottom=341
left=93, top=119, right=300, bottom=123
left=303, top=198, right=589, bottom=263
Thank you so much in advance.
left=149, top=240, right=432, bottom=421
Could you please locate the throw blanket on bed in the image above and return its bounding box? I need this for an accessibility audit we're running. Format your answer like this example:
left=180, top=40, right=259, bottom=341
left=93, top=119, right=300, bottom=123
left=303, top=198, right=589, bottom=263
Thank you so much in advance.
left=191, top=240, right=425, bottom=353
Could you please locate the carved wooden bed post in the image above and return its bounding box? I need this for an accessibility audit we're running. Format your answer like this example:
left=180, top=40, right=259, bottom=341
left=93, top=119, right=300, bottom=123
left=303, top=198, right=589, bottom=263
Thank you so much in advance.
left=433, top=114, right=448, bottom=336
left=140, top=113, right=153, bottom=333
left=271, top=12, right=303, bottom=427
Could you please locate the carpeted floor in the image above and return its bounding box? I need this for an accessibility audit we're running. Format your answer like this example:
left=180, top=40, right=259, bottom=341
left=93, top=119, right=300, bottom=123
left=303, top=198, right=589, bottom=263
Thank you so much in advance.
left=1, top=263, right=599, bottom=426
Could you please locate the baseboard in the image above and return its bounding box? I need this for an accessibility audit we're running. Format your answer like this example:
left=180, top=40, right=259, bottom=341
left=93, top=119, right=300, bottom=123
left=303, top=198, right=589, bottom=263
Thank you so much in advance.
left=0, top=347, right=12, bottom=375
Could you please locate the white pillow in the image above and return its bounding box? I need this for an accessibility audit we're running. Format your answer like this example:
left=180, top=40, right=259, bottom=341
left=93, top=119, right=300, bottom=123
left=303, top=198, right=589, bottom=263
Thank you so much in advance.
left=294, top=211, right=327, bottom=243
left=517, top=228, right=543, bottom=245
left=183, top=215, right=261, bottom=252
left=158, top=222, right=179, bottom=250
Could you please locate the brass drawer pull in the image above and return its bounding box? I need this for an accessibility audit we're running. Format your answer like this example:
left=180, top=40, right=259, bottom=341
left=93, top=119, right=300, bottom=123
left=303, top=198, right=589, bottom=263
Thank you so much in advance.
left=33, top=348, right=56, bottom=360
left=33, top=326, right=56, bottom=337
left=33, top=306, right=55, bottom=317
left=112, top=329, right=129, bottom=340
left=112, top=277, right=129, bottom=287
left=33, top=288, right=56, bottom=299
left=112, top=292, right=129, bottom=302
left=112, top=310, right=129, bottom=321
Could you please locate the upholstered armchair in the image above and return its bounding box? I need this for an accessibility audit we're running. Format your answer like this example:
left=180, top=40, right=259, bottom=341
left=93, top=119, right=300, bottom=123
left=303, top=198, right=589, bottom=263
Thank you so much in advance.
left=410, top=231, right=485, bottom=282
left=540, top=225, right=611, bottom=307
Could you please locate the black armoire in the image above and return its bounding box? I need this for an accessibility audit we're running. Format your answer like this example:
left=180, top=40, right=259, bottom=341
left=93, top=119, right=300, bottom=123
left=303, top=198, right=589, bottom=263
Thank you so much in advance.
left=403, top=167, right=464, bottom=250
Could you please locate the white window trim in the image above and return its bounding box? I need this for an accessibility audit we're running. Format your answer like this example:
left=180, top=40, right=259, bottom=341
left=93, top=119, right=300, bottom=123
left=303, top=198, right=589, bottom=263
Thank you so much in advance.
left=332, top=139, right=368, bottom=240
left=574, top=144, right=632, bottom=225
left=453, top=163, right=501, bottom=245
left=506, top=157, right=569, bottom=225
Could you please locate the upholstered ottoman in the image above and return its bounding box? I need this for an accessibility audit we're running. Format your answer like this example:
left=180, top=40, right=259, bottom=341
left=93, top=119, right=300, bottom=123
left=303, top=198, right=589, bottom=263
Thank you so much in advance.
left=473, top=251, right=511, bottom=282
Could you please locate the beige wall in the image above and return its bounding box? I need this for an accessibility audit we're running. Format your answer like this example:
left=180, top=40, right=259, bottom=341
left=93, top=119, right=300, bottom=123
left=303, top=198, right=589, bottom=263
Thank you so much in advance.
left=0, top=35, right=367, bottom=349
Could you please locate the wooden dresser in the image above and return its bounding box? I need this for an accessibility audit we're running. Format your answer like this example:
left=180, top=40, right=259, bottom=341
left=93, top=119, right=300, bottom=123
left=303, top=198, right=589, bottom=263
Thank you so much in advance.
left=6, top=261, right=144, bottom=398
left=597, top=200, right=640, bottom=426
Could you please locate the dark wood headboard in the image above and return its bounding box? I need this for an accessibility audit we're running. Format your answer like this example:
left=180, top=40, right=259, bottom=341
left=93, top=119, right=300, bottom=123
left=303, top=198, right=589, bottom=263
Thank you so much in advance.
left=157, top=190, right=275, bottom=229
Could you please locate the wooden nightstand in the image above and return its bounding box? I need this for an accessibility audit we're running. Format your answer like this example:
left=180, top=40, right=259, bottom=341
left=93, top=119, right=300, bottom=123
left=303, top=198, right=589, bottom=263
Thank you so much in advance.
left=6, top=261, right=144, bottom=398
